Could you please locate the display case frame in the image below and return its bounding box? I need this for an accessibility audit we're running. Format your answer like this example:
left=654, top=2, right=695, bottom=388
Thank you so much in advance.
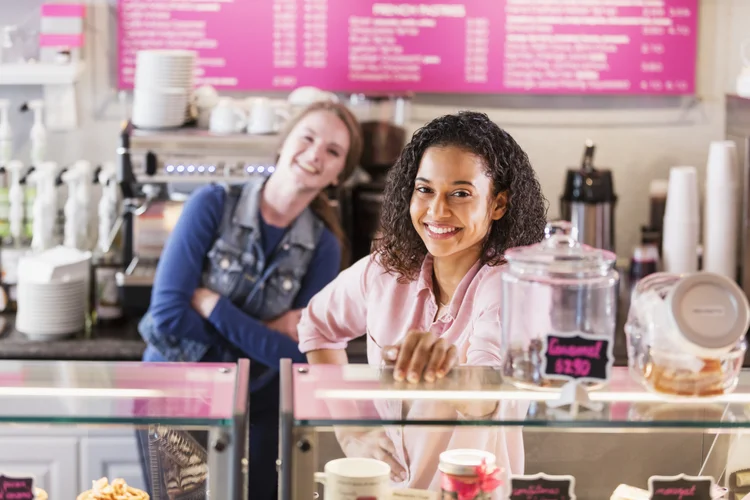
left=278, top=359, right=750, bottom=500
left=0, top=359, right=250, bottom=500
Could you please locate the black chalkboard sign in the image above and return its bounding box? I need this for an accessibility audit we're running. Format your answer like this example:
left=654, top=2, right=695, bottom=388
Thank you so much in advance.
left=0, top=475, right=34, bottom=500
left=648, top=474, right=714, bottom=500
left=508, top=473, right=576, bottom=500
left=541, top=333, right=613, bottom=383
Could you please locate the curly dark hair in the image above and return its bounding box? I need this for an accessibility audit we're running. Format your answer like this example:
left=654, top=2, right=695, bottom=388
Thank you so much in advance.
left=372, top=111, right=548, bottom=282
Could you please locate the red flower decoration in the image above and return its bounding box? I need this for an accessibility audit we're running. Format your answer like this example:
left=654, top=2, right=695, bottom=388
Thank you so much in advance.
left=441, top=459, right=503, bottom=500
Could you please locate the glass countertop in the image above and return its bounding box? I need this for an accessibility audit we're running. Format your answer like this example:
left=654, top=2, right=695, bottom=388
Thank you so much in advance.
left=289, top=364, right=750, bottom=429
left=0, top=360, right=249, bottom=425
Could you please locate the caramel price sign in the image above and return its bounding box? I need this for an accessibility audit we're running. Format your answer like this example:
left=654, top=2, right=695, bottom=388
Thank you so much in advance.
left=508, top=473, right=576, bottom=500
left=648, top=474, right=714, bottom=500
left=0, top=475, right=34, bottom=500
left=541, top=333, right=613, bottom=384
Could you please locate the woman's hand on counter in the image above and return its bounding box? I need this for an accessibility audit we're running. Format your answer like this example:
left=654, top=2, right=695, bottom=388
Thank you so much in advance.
left=337, top=429, right=407, bottom=481
left=383, top=331, right=458, bottom=384
left=191, top=288, right=221, bottom=318
left=263, top=309, right=303, bottom=342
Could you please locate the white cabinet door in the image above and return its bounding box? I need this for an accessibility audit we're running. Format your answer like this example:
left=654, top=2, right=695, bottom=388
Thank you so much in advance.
left=0, top=437, right=79, bottom=499
left=80, top=436, right=146, bottom=492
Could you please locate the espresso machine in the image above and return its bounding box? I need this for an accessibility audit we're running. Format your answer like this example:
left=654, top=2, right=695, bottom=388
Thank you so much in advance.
left=559, top=140, right=618, bottom=252
left=115, top=122, right=278, bottom=316
left=343, top=93, right=411, bottom=261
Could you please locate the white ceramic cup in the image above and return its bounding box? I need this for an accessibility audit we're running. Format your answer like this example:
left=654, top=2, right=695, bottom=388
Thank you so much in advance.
left=314, top=458, right=390, bottom=500
left=209, top=98, right=247, bottom=134
left=248, top=97, right=290, bottom=134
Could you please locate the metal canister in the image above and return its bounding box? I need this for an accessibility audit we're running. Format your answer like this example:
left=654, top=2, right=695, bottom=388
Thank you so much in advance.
left=559, top=140, right=617, bottom=252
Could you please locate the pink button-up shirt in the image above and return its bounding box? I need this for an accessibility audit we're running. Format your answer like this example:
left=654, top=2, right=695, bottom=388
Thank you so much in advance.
left=298, top=254, right=526, bottom=497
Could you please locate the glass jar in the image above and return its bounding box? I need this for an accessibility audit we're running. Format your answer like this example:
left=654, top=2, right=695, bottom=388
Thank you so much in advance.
left=625, top=272, right=749, bottom=397
left=501, top=221, right=619, bottom=390
left=439, top=449, right=502, bottom=500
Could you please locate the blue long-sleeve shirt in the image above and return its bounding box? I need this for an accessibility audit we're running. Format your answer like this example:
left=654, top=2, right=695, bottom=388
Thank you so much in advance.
left=144, top=184, right=341, bottom=367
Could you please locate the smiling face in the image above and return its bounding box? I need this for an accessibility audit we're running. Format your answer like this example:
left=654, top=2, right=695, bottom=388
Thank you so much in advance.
left=409, top=146, right=507, bottom=262
left=275, top=109, right=351, bottom=192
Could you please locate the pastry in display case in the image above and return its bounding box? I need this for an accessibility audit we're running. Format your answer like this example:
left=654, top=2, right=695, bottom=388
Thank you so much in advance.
left=77, top=477, right=149, bottom=500
left=729, top=469, right=750, bottom=499
left=142, top=425, right=209, bottom=500
left=725, top=433, right=750, bottom=500
left=610, top=483, right=649, bottom=500
left=278, top=360, right=750, bottom=500
left=0, top=360, right=249, bottom=500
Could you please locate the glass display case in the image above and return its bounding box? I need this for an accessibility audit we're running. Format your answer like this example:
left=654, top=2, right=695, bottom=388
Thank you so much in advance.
left=279, top=360, right=750, bottom=500
left=0, top=360, right=249, bottom=500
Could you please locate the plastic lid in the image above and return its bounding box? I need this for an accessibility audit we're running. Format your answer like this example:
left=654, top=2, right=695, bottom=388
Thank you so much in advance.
left=632, top=242, right=659, bottom=263
left=504, top=221, right=617, bottom=276
left=649, top=179, right=669, bottom=197
left=438, top=449, right=497, bottom=477
left=667, top=273, right=750, bottom=356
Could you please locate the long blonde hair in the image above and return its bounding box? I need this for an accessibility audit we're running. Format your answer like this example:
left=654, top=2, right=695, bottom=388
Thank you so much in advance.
left=276, top=101, right=363, bottom=269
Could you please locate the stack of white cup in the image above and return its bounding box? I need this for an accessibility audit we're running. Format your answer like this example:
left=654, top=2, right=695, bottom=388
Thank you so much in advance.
left=132, top=50, right=196, bottom=129
left=703, top=140, right=739, bottom=279
left=662, top=166, right=700, bottom=273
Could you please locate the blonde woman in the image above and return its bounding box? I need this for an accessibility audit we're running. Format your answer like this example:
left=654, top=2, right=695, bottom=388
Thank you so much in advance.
left=138, top=101, right=363, bottom=500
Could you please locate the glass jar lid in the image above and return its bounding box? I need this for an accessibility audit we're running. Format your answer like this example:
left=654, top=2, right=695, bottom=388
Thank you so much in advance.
left=504, top=221, right=616, bottom=276
left=667, top=272, right=750, bottom=356
left=438, top=449, right=497, bottom=477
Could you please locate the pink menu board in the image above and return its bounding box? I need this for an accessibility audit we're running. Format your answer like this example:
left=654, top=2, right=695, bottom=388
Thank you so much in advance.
left=118, top=0, right=698, bottom=95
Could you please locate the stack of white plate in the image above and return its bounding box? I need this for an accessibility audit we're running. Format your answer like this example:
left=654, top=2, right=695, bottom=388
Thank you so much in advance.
left=16, top=279, right=86, bottom=340
left=132, top=49, right=196, bottom=129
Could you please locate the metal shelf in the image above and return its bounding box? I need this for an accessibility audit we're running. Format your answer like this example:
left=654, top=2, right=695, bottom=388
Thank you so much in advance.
left=129, top=127, right=280, bottom=154
left=0, top=62, right=85, bottom=85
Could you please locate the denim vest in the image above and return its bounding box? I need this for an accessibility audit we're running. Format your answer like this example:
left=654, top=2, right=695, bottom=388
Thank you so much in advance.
left=139, top=179, right=324, bottom=364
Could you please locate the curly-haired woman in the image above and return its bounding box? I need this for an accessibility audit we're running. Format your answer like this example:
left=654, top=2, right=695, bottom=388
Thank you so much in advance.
left=297, top=111, right=548, bottom=494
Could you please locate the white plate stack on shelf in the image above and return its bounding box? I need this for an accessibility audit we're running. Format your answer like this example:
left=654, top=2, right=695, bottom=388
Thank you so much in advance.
left=132, top=49, right=196, bottom=129
left=15, top=246, right=92, bottom=341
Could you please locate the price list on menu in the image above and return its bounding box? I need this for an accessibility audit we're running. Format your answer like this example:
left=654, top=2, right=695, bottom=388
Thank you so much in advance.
left=465, top=17, right=490, bottom=84
left=303, top=0, right=328, bottom=70
left=273, top=0, right=298, bottom=70
left=118, top=0, right=698, bottom=95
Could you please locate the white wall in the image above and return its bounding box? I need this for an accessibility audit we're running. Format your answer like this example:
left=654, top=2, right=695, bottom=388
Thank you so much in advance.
left=0, top=0, right=747, bottom=258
